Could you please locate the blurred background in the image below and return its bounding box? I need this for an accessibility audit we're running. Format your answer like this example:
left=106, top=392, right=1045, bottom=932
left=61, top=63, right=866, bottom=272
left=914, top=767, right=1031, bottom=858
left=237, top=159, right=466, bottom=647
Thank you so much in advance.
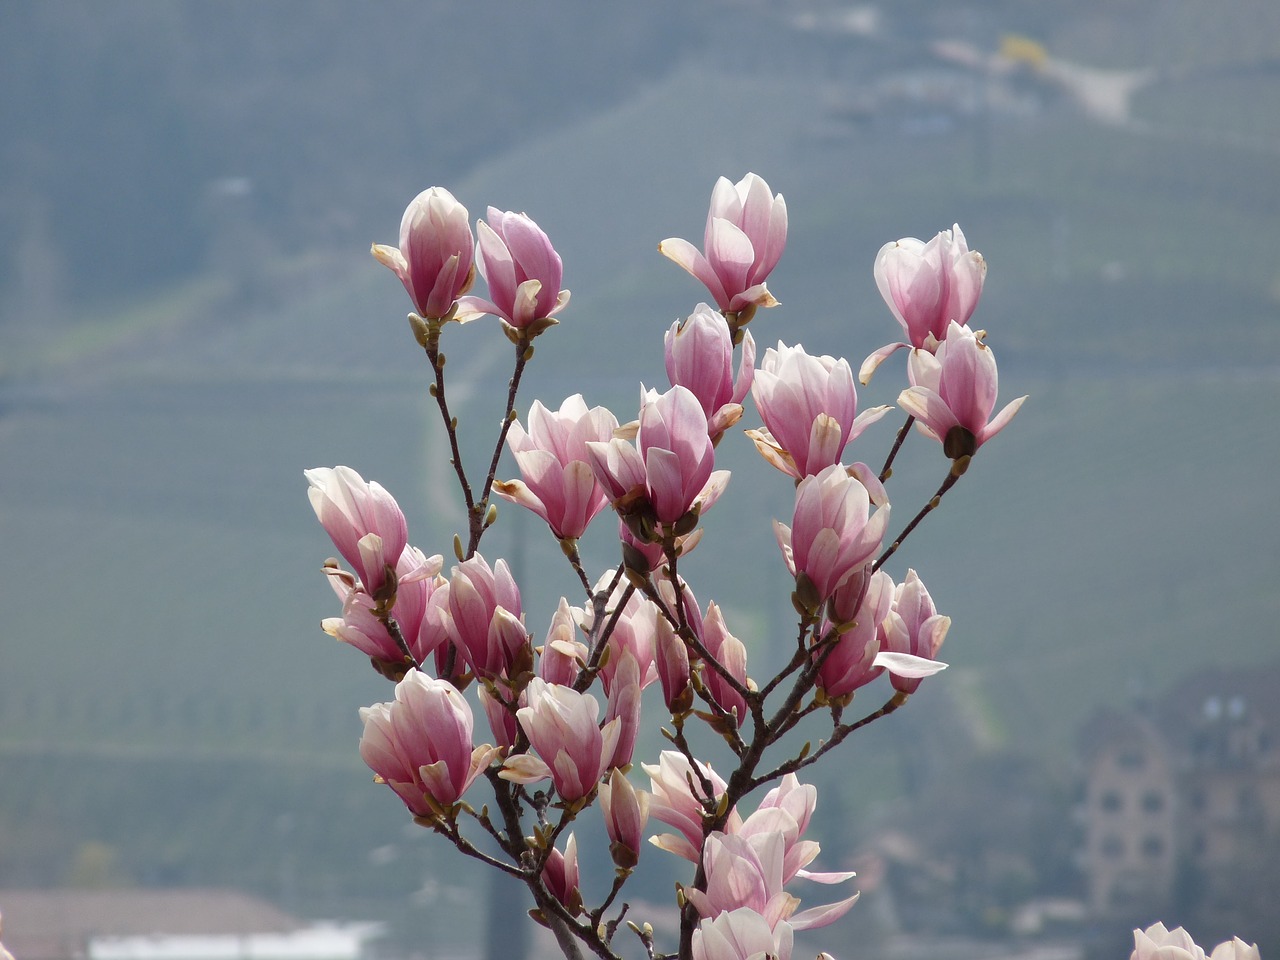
left=1, top=1, right=1278, bottom=958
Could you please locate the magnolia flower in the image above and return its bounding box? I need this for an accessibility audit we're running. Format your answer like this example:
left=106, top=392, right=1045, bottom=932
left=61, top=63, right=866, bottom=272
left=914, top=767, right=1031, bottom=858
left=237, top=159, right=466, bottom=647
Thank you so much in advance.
left=306, top=466, right=409, bottom=601
left=502, top=678, right=622, bottom=802
left=371, top=186, right=475, bottom=320
left=690, top=829, right=858, bottom=932
left=860, top=223, right=986, bottom=383
left=665, top=303, right=756, bottom=442
left=541, top=833, right=584, bottom=916
left=643, top=750, right=741, bottom=862
left=604, top=648, right=644, bottom=769
left=882, top=569, right=950, bottom=694
left=322, top=548, right=451, bottom=671
left=359, top=670, right=500, bottom=816
left=692, top=908, right=794, bottom=960
left=1131, top=923, right=1261, bottom=960
left=702, top=602, right=749, bottom=722
left=587, top=385, right=729, bottom=533
left=660, top=173, right=787, bottom=314
left=447, top=553, right=530, bottom=681
left=455, top=207, right=569, bottom=330
left=748, top=342, right=889, bottom=480
left=599, top=768, right=650, bottom=869
left=775, top=464, right=890, bottom=605
left=536, top=597, right=588, bottom=686
left=899, top=321, right=1027, bottom=459
left=494, top=395, right=618, bottom=540
left=816, top=569, right=895, bottom=699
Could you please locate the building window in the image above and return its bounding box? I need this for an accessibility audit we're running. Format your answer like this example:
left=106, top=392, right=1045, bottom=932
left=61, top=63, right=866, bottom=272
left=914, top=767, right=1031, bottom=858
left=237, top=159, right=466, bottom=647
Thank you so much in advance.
left=1099, top=790, right=1123, bottom=813
left=1141, top=791, right=1165, bottom=814
left=1141, top=835, right=1166, bottom=859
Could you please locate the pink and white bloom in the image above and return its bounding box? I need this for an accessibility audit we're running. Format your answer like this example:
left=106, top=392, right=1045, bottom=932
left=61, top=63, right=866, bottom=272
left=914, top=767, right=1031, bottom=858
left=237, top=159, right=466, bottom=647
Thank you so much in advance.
left=660, top=173, right=787, bottom=314
left=702, top=602, right=749, bottom=722
left=502, top=678, right=622, bottom=802
left=599, top=767, right=650, bottom=869
left=860, top=223, right=986, bottom=383
left=665, top=303, right=757, bottom=441
left=898, top=321, right=1027, bottom=458
left=455, top=207, right=569, bottom=330
left=816, top=569, right=895, bottom=698
left=371, top=187, right=475, bottom=320
left=775, top=464, right=890, bottom=605
left=749, top=342, right=889, bottom=480
left=537, top=597, right=588, bottom=686
left=587, top=385, right=729, bottom=531
left=358, top=670, right=500, bottom=816
left=655, top=611, right=693, bottom=713
left=881, top=569, right=950, bottom=694
left=495, top=395, right=618, bottom=540
left=306, top=466, right=409, bottom=601
left=692, top=908, right=794, bottom=960
left=541, top=833, right=584, bottom=915
left=604, top=648, right=644, bottom=769
left=1209, top=940, right=1263, bottom=960
left=1130, top=924, right=1261, bottom=960
left=644, top=750, right=741, bottom=862
left=447, top=553, right=530, bottom=681
left=690, top=829, right=858, bottom=932
left=323, top=548, right=451, bottom=669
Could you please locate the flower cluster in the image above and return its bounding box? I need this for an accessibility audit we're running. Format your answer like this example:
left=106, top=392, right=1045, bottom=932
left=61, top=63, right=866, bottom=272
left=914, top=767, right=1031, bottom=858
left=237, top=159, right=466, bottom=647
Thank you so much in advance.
left=1131, top=923, right=1260, bottom=960
left=304, top=172, right=1243, bottom=960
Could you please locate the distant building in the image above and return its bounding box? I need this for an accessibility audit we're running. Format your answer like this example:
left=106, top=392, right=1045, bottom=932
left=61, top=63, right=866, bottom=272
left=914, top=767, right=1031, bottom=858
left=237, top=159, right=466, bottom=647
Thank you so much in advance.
left=1078, top=663, right=1280, bottom=934
left=0, top=889, right=378, bottom=960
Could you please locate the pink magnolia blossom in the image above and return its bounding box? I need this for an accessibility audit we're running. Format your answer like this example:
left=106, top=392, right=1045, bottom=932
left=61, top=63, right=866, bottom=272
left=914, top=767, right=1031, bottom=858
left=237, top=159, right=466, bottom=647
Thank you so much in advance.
left=447, top=553, right=531, bottom=681
left=692, top=908, right=794, bottom=960
left=323, top=547, right=451, bottom=670
left=660, top=173, right=787, bottom=314
left=537, top=597, right=588, bottom=686
left=775, top=464, right=891, bottom=605
left=665, top=303, right=757, bottom=441
left=358, top=670, right=500, bottom=816
left=690, top=829, right=858, bottom=932
left=574, top=571, right=661, bottom=694
left=477, top=683, right=518, bottom=750
left=898, top=321, right=1027, bottom=459
left=1209, top=941, right=1263, bottom=960
left=1131, top=923, right=1262, bottom=960
left=587, top=385, right=729, bottom=532
left=860, top=223, right=986, bottom=383
left=882, top=569, right=950, bottom=694
left=702, top=602, right=749, bottom=722
left=655, top=611, right=693, bottom=713
left=494, top=395, right=618, bottom=540
left=541, top=833, right=584, bottom=915
left=502, top=678, right=622, bottom=802
left=0, top=911, right=13, bottom=960
left=371, top=187, right=476, bottom=320
left=455, top=207, right=569, bottom=330
left=306, top=466, right=409, bottom=601
left=748, top=342, right=889, bottom=479
left=816, top=569, right=895, bottom=699
left=599, top=767, right=650, bottom=869
left=643, top=750, right=741, bottom=862
left=604, top=648, right=644, bottom=769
